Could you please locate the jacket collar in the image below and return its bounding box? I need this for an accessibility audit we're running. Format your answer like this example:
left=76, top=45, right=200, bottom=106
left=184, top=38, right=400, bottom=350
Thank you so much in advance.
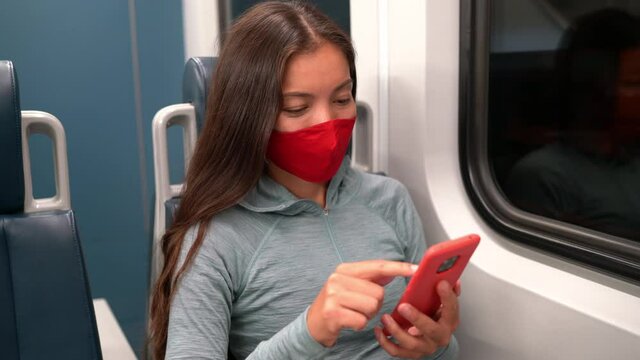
left=238, top=157, right=361, bottom=215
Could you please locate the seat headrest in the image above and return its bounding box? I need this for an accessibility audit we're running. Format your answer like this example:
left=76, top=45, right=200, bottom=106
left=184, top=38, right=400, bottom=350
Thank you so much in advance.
left=0, top=61, right=25, bottom=214
left=182, top=57, right=218, bottom=131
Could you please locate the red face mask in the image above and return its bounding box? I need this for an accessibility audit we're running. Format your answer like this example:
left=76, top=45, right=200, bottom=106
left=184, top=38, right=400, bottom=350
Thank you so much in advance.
left=267, top=117, right=356, bottom=183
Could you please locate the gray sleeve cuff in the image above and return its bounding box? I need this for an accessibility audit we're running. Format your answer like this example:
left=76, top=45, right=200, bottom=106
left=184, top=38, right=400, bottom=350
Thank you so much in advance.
left=247, top=307, right=329, bottom=360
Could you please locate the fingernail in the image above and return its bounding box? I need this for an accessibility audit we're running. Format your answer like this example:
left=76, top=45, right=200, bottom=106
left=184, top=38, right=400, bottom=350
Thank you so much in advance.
left=408, top=327, right=421, bottom=336
left=411, top=264, right=419, bottom=272
left=398, top=303, right=412, bottom=317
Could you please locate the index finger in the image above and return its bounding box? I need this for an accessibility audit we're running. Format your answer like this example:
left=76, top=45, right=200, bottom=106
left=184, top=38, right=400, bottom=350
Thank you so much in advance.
left=336, top=260, right=418, bottom=284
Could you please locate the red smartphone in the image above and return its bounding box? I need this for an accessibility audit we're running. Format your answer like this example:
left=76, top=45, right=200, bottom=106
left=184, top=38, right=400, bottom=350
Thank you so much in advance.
left=384, top=234, right=480, bottom=335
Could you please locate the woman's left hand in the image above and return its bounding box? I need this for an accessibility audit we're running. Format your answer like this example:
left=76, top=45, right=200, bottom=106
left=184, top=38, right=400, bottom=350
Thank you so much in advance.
left=374, top=280, right=461, bottom=359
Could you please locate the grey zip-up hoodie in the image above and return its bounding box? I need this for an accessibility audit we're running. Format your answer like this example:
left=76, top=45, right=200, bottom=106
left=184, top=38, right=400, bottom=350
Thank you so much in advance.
left=166, top=158, right=459, bottom=359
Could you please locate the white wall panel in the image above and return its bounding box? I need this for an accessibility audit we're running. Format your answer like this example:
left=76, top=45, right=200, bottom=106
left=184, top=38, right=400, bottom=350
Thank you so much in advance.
left=350, top=0, right=640, bottom=359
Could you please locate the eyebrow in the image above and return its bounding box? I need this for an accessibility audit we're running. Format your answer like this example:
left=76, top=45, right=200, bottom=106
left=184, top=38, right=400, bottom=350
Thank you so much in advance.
left=283, top=79, right=353, bottom=98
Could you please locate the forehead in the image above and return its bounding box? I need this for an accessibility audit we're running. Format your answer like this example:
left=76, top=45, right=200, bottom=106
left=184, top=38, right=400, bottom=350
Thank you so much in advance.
left=282, top=42, right=351, bottom=92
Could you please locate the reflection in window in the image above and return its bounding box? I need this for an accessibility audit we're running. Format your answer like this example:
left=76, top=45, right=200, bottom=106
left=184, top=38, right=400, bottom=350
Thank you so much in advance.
left=489, top=3, right=640, bottom=240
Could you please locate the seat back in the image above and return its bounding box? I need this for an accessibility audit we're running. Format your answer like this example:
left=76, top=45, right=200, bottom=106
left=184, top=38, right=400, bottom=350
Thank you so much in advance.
left=0, top=58, right=22, bottom=360
left=152, top=57, right=244, bottom=359
left=183, top=57, right=218, bottom=132
left=150, top=57, right=217, bottom=285
left=0, top=60, right=102, bottom=360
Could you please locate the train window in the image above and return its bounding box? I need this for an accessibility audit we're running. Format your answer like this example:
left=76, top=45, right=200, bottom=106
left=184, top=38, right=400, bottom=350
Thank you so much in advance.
left=460, top=0, right=640, bottom=280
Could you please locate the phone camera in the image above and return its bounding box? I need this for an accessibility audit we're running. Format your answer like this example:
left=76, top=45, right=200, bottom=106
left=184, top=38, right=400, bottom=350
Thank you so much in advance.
left=436, top=255, right=459, bottom=273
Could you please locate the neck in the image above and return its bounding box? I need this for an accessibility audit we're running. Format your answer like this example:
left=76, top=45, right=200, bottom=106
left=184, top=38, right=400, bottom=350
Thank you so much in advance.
left=267, top=162, right=328, bottom=208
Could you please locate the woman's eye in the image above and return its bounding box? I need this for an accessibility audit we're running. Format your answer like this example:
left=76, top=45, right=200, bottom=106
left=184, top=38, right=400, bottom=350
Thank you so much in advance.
left=283, top=107, right=307, bottom=115
left=335, top=98, right=352, bottom=106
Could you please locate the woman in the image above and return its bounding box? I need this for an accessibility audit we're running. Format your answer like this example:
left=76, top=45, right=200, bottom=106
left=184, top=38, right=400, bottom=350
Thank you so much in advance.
left=149, top=1, right=460, bottom=359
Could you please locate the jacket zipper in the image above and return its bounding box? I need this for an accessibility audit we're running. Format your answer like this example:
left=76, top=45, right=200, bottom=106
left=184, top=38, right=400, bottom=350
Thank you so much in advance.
left=322, top=207, right=344, bottom=263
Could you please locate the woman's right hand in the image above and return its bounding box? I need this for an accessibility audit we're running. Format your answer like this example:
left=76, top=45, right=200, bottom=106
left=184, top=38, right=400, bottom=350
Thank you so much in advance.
left=307, top=260, right=418, bottom=347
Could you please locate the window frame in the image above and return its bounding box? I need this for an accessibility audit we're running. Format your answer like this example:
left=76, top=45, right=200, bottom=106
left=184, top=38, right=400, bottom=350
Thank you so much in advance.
left=458, top=0, right=640, bottom=282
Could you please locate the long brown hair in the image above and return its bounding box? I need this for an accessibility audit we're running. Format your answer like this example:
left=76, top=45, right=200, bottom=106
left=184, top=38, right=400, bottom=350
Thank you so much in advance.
left=148, top=1, right=356, bottom=358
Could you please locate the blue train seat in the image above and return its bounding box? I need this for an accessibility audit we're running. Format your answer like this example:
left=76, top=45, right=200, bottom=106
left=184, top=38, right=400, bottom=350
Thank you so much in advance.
left=0, top=60, right=102, bottom=360
left=164, top=57, right=218, bottom=230
left=150, top=57, right=217, bottom=285
left=182, top=57, right=218, bottom=133
left=152, top=56, right=241, bottom=360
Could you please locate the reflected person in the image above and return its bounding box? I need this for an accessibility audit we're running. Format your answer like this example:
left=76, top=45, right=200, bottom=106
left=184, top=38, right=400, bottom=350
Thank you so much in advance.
left=506, top=8, right=640, bottom=240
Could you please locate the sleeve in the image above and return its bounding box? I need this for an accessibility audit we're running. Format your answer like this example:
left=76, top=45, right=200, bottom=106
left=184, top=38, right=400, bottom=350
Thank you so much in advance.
left=166, top=225, right=329, bottom=360
left=165, top=226, right=234, bottom=359
left=247, top=307, right=328, bottom=360
left=395, top=184, right=427, bottom=266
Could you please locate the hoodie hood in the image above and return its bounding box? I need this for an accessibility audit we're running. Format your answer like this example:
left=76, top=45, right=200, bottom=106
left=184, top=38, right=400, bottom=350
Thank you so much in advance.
left=238, top=157, right=361, bottom=215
